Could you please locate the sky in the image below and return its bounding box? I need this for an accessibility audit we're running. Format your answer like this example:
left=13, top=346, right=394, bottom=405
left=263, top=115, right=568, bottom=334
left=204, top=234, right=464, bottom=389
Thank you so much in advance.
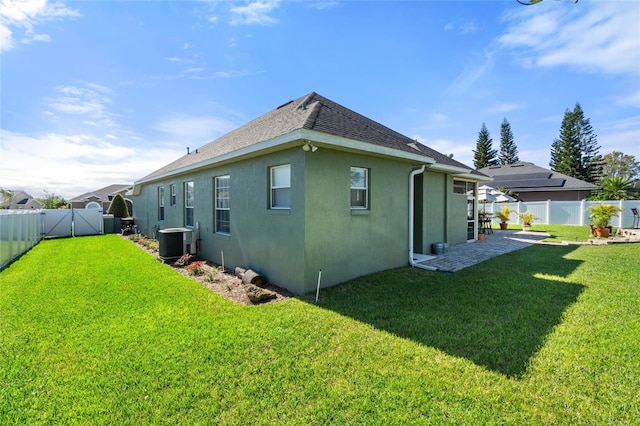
left=1, top=0, right=639, bottom=200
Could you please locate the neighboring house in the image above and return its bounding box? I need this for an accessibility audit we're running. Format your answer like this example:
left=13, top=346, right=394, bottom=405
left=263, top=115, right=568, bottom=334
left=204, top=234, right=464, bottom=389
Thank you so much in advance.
left=68, top=184, right=134, bottom=215
left=478, top=162, right=598, bottom=202
left=133, top=92, right=489, bottom=295
left=0, top=190, right=43, bottom=210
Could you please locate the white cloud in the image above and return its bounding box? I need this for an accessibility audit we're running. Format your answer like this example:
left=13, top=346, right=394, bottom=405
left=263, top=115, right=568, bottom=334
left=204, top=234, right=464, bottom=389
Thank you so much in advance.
left=0, top=0, right=80, bottom=51
left=414, top=135, right=476, bottom=168
left=486, top=102, right=524, bottom=115
left=449, top=48, right=495, bottom=95
left=613, top=88, right=640, bottom=109
left=443, top=21, right=478, bottom=34
left=499, top=1, right=640, bottom=75
left=459, top=21, right=478, bottom=35
left=45, top=83, right=114, bottom=124
left=153, top=115, right=237, bottom=143
left=229, top=0, right=279, bottom=26
left=308, top=2, right=339, bottom=11
left=0, top=129, right=183, bottom=198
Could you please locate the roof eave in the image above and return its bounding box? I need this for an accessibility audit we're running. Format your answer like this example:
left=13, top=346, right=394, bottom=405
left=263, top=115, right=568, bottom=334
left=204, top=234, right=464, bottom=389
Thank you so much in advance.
left=134, top=129, right=441, bottom=193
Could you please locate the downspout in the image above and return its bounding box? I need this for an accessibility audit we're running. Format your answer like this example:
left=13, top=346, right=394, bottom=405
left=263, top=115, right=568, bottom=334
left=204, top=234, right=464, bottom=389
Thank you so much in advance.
left=409, top=165, right=438, bottom=271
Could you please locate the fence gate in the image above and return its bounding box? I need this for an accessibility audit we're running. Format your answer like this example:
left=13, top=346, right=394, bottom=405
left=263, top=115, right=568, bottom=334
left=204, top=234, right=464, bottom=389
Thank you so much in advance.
left=73, top=209, right=103, bottom=236
left=41, top=209, right=103, bottom=237
left=42, top=209, right=73, bottom=237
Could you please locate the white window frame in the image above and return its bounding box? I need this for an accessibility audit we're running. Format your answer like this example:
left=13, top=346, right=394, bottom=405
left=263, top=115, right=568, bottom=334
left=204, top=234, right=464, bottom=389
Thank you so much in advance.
left=158, top=186, right=165, bottom=221
left=169, top=184, right=176, bottom=206
left=270, top=164, right=291, bottom=209
left=350, top=167, right=369, bottom=209
left=184, top=181, right=194, bottom=227
left=215, top=175, right=230, bottom=235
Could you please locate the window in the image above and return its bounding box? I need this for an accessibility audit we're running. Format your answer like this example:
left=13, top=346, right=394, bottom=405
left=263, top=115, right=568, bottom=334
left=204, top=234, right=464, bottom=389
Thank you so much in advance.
left=215, top=175, right=230, bottom=234
left=350, top=167, right=368, bottom=209
left=184, top=181, right=194, bottom=227
left=270, top=164, right=291, bottom=209
left=454, top=180, right=475, bottom=196
left=170, top=184, right=176, bottom=206
left=158, top=186, right=165, bottom=221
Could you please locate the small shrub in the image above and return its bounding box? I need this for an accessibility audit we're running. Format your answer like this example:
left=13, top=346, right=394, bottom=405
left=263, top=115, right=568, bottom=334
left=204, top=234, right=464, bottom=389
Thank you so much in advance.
left=107, top=193, right=130, bottom=218
left=174, top=253, right=192, bottom=267
left=186, top=261, right=205, bottom=276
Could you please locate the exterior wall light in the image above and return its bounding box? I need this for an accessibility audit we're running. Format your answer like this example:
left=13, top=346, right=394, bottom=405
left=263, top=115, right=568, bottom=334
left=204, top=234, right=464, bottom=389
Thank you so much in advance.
left=303, top=142, right=318, bottom=152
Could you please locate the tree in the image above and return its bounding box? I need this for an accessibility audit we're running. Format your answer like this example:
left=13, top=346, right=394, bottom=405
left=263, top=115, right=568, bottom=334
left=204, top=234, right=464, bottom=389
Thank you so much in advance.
left=107, top=193, right=130, bottom=218
left=589, top=176, right=638, bottom=201
left=38, top=190, right=67, bottom=209
left=473, top=123, right=498, bottom=169
left=498, top=118, right=519, bottom=165
left=549, top=103, right=602, bottom=184
left=0, top=188, right=12, bottom=206
left=601, top=151, right=640, bottom=181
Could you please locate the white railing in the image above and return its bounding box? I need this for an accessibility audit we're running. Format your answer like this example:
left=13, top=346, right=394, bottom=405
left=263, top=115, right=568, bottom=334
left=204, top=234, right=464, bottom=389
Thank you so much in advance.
left=480, top=199, right=640, bottom=228
left=0, top=210, right=43, bottom=270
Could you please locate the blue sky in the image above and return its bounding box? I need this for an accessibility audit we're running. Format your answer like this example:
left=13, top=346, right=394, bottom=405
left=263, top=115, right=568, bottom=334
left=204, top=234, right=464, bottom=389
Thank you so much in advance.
left=1, top=0, right=638, bottom=199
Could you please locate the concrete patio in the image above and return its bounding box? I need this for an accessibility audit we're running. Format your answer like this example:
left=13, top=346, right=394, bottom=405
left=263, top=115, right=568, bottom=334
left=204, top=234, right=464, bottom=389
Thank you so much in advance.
left=417, top=230, right=551, bottom=272
left=417, top=228, right=640, bottom=273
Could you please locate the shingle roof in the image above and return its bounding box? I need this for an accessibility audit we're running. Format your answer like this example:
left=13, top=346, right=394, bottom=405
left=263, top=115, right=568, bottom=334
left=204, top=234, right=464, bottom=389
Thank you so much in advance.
left=141, top=92, right=480, bottom=181
left=478, top=162, right=598, bottom=191
left=69, top=184, right=133, bottom=202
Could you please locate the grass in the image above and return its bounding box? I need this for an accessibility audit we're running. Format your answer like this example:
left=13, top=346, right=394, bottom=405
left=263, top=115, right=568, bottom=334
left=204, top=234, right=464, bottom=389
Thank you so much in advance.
left=1, top=235, right=639, bottom=424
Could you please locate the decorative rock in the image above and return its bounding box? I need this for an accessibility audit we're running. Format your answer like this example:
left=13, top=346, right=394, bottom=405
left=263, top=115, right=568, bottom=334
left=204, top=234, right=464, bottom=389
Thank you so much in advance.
left=244, top=284, right=277, bottom=304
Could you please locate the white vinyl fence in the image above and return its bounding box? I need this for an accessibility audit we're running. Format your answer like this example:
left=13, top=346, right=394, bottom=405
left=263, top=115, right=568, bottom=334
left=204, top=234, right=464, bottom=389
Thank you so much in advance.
left=0, top=210, right=42, bottom=270
left=481, top=199, right=640, bottom=228
left=1, top=208, right=106, bottom=270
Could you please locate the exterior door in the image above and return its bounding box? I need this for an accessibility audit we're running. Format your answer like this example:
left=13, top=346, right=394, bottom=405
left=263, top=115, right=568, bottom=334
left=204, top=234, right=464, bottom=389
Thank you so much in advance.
left=467, top=196, right=476, bottom=241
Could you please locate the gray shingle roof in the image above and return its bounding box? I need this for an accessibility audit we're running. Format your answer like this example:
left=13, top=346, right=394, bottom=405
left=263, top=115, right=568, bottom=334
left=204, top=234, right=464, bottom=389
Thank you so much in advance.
left=69, top=184, right=133, bottom=202
left=478, top=162, right=598, bottom=191
left=141, top=92, right=480, bottom=181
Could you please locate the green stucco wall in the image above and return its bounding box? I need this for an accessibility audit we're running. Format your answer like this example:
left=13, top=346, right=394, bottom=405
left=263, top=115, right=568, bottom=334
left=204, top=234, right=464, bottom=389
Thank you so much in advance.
left=300, top=149, right=412, bottom=294
left=133, top=145, right=473, bottom=295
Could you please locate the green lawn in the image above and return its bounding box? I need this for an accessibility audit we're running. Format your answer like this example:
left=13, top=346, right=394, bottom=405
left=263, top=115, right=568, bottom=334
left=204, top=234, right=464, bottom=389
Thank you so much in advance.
left=1, top=235, right=638, bottom=424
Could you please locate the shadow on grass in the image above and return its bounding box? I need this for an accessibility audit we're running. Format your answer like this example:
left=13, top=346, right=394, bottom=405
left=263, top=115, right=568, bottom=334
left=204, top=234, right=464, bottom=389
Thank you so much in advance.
left=307, top=245, right=584, bottom=378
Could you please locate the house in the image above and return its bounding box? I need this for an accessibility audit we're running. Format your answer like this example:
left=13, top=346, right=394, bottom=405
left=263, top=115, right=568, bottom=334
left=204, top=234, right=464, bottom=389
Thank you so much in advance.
left=133, top=92, right=489, bottom=295
left=478, top=162, right=598, bottom=202
left=0, top=190, right=43, bottom=210
left=68, top=184, right=134, bottom=215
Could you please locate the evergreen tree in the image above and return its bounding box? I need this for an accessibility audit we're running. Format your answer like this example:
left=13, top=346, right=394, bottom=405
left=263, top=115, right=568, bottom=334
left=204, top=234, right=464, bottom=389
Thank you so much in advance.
left=550, top=103, right=602, bottom=183
left=498, top=118, right=519, bottom=165
left=473, top=123, right=498, bottom=169
left=574, top=103, right=603, bottom=183
left=107, top=193, right=130, bottom=218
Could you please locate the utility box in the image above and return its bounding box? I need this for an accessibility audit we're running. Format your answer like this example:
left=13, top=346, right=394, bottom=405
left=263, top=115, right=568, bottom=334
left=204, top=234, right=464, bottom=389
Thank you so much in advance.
left=158, top=228, right=193, bottom=261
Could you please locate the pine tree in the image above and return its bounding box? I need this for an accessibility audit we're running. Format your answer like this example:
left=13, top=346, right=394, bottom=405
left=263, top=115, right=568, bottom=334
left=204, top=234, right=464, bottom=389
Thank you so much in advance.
left=573, top=103, right=602, bottom=183
left=498, top=118, right=519, bottom=165
left=550, top=103, right=602, bottom=183
left=107, top=193, right=130, bottom=218
left=473, top=123, right=498, bottom=169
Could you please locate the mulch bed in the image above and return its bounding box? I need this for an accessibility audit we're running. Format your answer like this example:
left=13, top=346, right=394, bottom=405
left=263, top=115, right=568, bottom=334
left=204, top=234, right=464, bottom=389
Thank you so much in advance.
left=122, top=234, right=293, bottom=305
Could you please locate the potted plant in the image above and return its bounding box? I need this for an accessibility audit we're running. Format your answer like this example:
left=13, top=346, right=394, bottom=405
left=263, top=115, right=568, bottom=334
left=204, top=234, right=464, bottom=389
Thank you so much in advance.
left=586, top=203, right=623, bottom=238
left=495, top=205, right=515, bottom=230
left=518, top=211, right=537, bottom=231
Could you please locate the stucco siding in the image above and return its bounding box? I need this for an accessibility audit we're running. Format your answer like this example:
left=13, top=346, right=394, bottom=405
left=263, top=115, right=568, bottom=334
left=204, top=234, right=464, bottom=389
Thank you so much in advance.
left=301, top=149, right=412, bottom=293
left=134, top=148, right=307, bottom=292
